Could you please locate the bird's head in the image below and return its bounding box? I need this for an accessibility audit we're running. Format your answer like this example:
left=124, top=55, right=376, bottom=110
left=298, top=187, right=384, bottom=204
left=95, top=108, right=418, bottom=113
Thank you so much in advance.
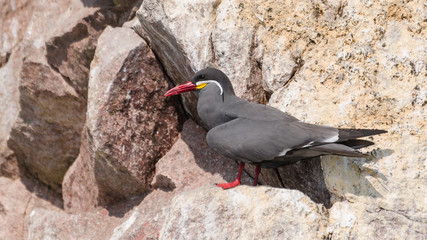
left=164, top=68, right=234, bottom=97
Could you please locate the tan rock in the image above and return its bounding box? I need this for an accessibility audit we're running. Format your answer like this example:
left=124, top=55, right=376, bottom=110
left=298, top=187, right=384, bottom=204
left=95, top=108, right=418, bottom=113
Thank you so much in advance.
left=27, top=208, right=119, bottom=240
left=160, top=185, right=328, bottom=240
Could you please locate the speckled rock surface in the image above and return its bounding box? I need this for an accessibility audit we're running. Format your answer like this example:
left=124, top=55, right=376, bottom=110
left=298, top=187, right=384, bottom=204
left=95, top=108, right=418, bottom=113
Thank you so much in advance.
left=160, top=185, right=328, bottom=240
left=63, top=25, right=183, bottom=209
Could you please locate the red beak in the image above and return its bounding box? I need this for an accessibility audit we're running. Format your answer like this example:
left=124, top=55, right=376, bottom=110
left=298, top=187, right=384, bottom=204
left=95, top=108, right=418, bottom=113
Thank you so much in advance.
left=164, top=81, right=197, bottom=97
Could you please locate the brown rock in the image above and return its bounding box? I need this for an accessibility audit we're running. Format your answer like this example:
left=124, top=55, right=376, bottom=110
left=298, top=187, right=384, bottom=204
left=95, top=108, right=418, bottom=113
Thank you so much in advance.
left=63, top=26, right=183, bottom=210
left=0, top=145, right=19, bottom=179
left=45, top=10, right=120, bottom=99
left=6, top=2, right=122, bottom=192
left=151, top=120, right=252, bottom=191
left=102, top=120, right=251, bottom=239
left=120, top=120, right=252, bottom=239
left=62, top=127, right=98, bottom=213
left=0, top=176, right=62, bottom=240
left=8, top=61, right=86, bottom=192
left=33, top=120, right=251, bottom=239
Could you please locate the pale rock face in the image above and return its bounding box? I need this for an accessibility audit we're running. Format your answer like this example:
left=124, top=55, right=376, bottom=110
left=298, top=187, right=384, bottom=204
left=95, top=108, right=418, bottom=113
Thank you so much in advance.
left=265, top=0, right=426, bottom=232
left=137, top=0, right=427, bottom=238
left=138, top=0, right=270, bottom=104
left=160, top=186, right=328, bottom=240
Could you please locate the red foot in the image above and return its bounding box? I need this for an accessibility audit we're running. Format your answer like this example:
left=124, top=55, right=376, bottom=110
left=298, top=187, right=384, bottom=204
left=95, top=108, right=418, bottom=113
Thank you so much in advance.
left=216, top=179, right=241, bottom=189
left=216, top=162, right=245, bottom=190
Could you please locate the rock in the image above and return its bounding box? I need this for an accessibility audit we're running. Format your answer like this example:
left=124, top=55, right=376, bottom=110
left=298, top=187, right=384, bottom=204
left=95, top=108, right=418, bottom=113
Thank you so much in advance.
left=114, top=120, right=249, bottom=239
left=160, top=185, right=328, bottom=240
left=257, top=159, right=332, bottom=207
left=0, top=145, right=19, bottom=179
left=151, top=120, right=252, bottom=191
left=326, top=201, right=426, bottom=239
left=136, top=0, right=270, bottom=127
left=136, top=0, right=330, bottom=207
left=1, top=0, right=426, bottom=239
left=0, top=1, right=27, bottom=179
left=8, top=60, right=87, bottom=192
left=266, top=0, right=426, bottom=232
left=63, top=26, right=183, bottom=209
left=27, top=208, right=119, bottom=240
left=39, top=120, right=251, bottom=239
left=62, top=128, right=99, bottom=213
left=137, top=0, right=426, bottom=238
left=6, top=1, right=121, bottom=192
left=0, top=176, right=62, bottom=240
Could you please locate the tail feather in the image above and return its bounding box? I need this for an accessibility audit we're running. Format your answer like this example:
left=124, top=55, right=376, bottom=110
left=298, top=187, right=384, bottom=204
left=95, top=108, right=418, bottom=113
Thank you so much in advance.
left=310, top=143, right=369, bottom=157
left=338, top=128, right=387, bottom=142
left=340, top=139, right=375, bottom=149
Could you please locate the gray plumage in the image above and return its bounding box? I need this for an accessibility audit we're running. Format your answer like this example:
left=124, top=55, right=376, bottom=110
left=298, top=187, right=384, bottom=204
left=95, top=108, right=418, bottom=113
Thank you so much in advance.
left=192, top=68, right=386, bottom=168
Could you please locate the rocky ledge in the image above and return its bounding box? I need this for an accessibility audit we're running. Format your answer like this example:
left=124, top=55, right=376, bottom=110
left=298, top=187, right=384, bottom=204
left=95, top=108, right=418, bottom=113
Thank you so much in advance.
left=0, top=0, right=425, bottom=239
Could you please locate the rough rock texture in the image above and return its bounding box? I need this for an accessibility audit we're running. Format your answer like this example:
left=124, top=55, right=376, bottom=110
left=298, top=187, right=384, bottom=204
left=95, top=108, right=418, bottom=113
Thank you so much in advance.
left=151, top=120, right=252, bottom=191
left=136, top=0, right=427, bottom=238
left=1, top=0, right=426, bottom=239
left=136, top=0, right=330, bottom=206
left=0, top=177, right=62, bottom=240
left=63, top=26, right=183, bottom=209
left=28, top=120, right=251, bottom=239
left=108, top=120, right=251, bottom=239
left=161, top=186, right=328, bottom=240
left=27, top=208, right=119, bottom=240
left=5, top=0, right=120, bottom=192
left=137, top=0, right=270, bottom=104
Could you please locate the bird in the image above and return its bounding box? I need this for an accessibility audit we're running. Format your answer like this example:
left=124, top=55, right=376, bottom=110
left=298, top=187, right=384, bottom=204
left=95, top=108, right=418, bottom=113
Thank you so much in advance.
left=164, top=68, right=386, bottom=189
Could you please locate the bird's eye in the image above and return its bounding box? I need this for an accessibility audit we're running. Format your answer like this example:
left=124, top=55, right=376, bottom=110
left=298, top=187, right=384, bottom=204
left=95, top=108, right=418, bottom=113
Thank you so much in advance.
left=201, top=74, right=206, bottom=79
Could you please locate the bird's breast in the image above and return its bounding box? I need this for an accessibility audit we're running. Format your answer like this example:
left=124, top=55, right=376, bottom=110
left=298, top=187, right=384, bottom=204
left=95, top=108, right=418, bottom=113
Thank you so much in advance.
left=197, top=96, right=230, bottom=130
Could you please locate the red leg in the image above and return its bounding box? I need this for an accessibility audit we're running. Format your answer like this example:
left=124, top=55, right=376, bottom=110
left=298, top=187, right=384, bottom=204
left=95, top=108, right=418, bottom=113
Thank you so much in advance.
left=216, top=163, right=245, bottom=189
left=253, top=164, right=261, bottom=186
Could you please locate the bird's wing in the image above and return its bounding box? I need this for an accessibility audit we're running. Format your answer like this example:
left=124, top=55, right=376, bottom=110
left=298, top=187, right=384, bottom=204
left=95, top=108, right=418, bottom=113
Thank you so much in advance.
left=223, top=98, right=300, bottom=121
left=206, top=117, right=339, bottom=163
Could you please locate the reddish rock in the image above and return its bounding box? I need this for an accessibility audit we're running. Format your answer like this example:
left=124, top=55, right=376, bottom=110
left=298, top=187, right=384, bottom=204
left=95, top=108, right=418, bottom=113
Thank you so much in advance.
left=63, top=26, right=183, bottom=210
left=151, top=120, right=252, bottom=191
left=6, top=2, right=121, bottom=192
left=62, top=128, right=99, bottom=213
left=0, top=176, right=62, bottom=240
left=93, top=38, right=182, bottom=203
left=8, top=61, right=86, bottom=192
left=113, top=120, right=250, bottom=239
left=0, top=145, right=19, bottom=179
left=107, top=120, right=251, bottom=239
left=50, top=120, right=250, bottom=239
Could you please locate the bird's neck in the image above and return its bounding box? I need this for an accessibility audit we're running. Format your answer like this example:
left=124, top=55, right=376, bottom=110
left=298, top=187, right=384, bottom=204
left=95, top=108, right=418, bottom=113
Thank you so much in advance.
left=197, top=88, right=235, bottom=130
